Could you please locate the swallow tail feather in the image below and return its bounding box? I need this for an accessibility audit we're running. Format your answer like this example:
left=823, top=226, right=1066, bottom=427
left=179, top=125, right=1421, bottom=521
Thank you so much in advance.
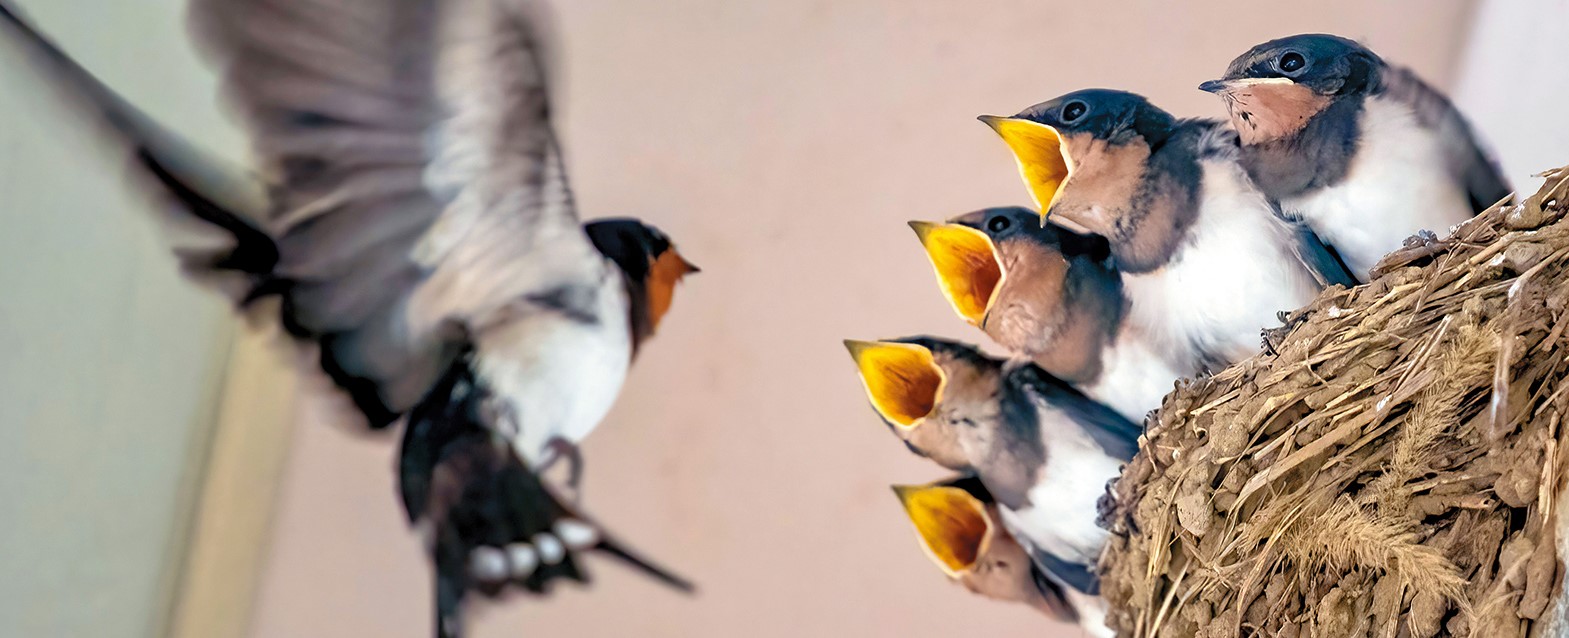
left=400, top=352, right=694, bottom=638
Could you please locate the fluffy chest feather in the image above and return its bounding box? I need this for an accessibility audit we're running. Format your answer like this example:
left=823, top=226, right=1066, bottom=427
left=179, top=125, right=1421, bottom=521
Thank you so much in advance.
left=1282, top=96, right=1474, bottom=278
left=1123, top=160, right=1320, bottom=370
left=997, top=406, right=1124, bottom=566
left=471, top=263, right=632, bottom=464
left=1083, top=326, right=1185, bottom=421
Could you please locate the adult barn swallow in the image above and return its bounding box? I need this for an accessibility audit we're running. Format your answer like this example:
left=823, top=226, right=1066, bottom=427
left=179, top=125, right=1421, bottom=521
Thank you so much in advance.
left=981, top=90, right=1351, bottom=372
left=910, top=207, right=1183, bottom=420
left=0, top=2, right=696, bottom=636
left=844, top=337, right=1136, bottom=608
left=891, top=476, right=1083, bottom=623
left=1202, top=34, right=1510, bottom=279
left=844, top=337, right=1000, bottom=471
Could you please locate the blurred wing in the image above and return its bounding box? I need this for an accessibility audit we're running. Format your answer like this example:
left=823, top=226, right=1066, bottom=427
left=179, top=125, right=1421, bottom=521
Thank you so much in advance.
left=1380, top=65, right=1511, bottom=213
left=189, top=0, right=606, bottom=420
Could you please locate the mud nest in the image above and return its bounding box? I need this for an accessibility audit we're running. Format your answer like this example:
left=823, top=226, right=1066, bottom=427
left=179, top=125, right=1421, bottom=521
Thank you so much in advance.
left=1098, top=167, right=1569, bottom=638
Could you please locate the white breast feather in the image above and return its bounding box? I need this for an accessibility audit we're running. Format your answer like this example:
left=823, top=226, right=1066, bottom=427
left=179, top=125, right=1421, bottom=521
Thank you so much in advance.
left=1123, top=160, right=1322, bottom=370
left=1282, top=96, right=1474, bottom=278
left=999, top=405, right=1124, bottom=566
left=1085, top=326, right=1184, bottom=421
left=472, top=265, right=632, bottom=464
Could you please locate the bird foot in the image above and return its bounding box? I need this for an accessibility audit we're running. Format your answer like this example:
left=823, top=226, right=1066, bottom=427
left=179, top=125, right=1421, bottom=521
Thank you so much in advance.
left=538, top=437, right=585, bottom=503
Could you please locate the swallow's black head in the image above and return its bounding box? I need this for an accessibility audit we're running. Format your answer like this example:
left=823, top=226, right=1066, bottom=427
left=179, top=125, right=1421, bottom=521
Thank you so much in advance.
left=1211, top=34, right=1384, bottom=97
left=955, top=206, right=1113, bottom=265
left=583, top=218, right=692, bottom=280
left=1013, top=89, right=1177, bottom=146
left=583, top=218, right=698, bottom=347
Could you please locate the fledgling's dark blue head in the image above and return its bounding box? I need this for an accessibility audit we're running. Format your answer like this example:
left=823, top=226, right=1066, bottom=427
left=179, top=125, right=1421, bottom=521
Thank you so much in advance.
left=1011, top=89, right=1177, bottom=147
left=955, top=206, right=1113, bottom=264
left=1208, top=34, right=1384, bottom=97
left=981, top=91, right=1190, bottom=272
left=1201, top=34, right=1385, bottom=147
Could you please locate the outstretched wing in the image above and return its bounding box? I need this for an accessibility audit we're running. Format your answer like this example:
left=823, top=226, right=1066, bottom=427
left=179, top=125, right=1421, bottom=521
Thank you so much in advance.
left=0, top=0, right=607, bottom=426
left=190, top=0, right=606, bottom=423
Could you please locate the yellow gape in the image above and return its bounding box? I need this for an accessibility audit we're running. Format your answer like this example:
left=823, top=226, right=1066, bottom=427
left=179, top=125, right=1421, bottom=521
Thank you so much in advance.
left=892, top=484, right=991, bottom=577
left=844, top=340, right=946, bottom=429
left=908, top=222, right=1003, bottom=326
left=978, top=115, right=1072, bottom=219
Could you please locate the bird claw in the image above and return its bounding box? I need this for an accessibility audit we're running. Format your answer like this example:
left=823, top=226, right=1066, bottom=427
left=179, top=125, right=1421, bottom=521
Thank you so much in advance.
left=538, top=437, right=585, bottom=502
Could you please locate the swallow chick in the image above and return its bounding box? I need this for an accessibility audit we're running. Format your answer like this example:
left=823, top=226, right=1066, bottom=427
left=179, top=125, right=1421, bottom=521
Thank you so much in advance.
left=844, top=337, right=1002, bottom=471
left=981, top=90, right=1352, bottom=373
left=910, top=207, right=1182, bottom=420
left=1202, top=34, right=1510, bottom=279
left=891, top=476, right=1083, bottom=624
left=0, top=3, right=696, bottom=636
left=845, top=336, right=1135, bottom=629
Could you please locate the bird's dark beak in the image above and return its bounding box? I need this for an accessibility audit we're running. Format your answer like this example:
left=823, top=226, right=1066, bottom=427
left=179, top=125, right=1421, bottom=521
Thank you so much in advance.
left=1198, top=79, right=1228, bottom=94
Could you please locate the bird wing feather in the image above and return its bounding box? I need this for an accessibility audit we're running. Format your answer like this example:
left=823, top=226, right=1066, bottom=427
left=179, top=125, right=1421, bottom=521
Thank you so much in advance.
left=1379, top=65, right=1511, bottom=212
left=1, top=0, right=609, bottom=423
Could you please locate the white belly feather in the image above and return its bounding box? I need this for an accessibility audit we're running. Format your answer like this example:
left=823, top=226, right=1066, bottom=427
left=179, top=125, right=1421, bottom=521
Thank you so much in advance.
left=1123, top=159, right=1321, bottom=371
left=472, top=263, right=631, bottom=465
left=1084, top=330, right=1183, bottom=421
left=1282, top=96, right=1474, bottom=278
left=999, top=406, right=1124, bottom=567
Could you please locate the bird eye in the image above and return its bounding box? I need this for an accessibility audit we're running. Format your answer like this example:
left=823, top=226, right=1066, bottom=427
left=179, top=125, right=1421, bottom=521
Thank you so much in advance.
left=1277, top=51, right=1307, bottom=75
left=1060, top=100, right=1088, bottom=123
left=987, top=216, right=1011, bottom=233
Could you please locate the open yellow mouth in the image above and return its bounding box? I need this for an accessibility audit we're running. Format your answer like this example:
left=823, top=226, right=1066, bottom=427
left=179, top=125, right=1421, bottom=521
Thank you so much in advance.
left=844, top=340, right=946, bottom=429
left=892, top=484, right=992, bottom=577
left=978, top=115, right=1073, bottom=220
left=909, top=222, right=1003, bottom=326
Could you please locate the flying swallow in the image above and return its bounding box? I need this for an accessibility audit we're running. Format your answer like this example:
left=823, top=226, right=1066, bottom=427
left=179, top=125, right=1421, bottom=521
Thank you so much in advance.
left=0, top=2, right=697, bottom=636
left=981, top=90, right=1351, bottom=373
left=909, top=207, right=1184, bottom=420
left=891, top=476, right=1084, bottom=623
left=1202, top=34, right=1510, bottom=279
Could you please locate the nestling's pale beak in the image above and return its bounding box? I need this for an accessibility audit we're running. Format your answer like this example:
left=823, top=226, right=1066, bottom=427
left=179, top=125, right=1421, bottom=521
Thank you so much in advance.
left=908, top=221, right=1003, bottom=326
left=844, top=340, right=946, bottom=429
left=978, top=115, right=1072, bottom=224
left=892, top=483, right=992, bottom=577
left=1198, top=76, right=1295, bottom=95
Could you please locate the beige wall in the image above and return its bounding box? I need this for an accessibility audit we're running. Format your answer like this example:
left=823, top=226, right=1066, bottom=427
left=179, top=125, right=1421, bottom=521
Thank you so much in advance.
left=247, top=2, right=1480, bottom=637
left=0, top=2, right=241, bottom=636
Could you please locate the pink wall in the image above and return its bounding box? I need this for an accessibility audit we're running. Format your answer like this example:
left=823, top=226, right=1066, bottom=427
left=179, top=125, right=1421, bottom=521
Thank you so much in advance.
left=249, top=2, right=1478, bottom=636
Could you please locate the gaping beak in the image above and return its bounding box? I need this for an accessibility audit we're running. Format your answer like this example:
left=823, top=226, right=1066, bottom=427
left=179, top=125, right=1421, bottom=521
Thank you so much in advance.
left=908, top=221, right=1003, bottom=327
left=892, top=483, right=992, bottom=578
left=978, top=115, right=1072, bottom=223
left=844, top=340, right=946, bottom=429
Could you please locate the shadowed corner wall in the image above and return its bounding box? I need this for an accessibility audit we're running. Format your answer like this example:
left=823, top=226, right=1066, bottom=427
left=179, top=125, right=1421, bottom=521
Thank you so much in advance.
left=242, top=2, right=1481, bottom=637
left=0, top=2, right=249, bottom=637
